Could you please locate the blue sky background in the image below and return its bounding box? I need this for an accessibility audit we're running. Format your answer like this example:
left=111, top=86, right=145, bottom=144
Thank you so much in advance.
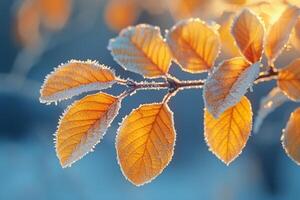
left=0, top=0, right=300, bottom=199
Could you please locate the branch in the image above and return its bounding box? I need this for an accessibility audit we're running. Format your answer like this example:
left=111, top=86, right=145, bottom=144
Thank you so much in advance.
left=118, top=67, right=279, bottom=95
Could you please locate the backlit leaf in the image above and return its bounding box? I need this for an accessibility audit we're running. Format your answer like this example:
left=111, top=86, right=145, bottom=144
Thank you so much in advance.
left=231, top=9, right=265, bottom=63
left=254, top=87, right=289, bottom=133
left=264, top=5, right=300, bottom=64
left=40, top=60, right=116, bottom=103
left=56, top=92, right=121, bottom=167
left=291, top=18, right=300, bottom=51
left=167, top=0, right=209, bottom=20
left=218, top=13, right=241, bottom=57
left=278, top=59, right=300, bottom=101
left=166, top=18, right=221, bottom=73
left=282, top=107, right=300, bottom=165
left=108, top=24, right=172, bottom=78
left=203, top=57, right=260, bottom=118
left=204, top=96, right=252, bottom=165
left=116, top=103, right=176, bottom=186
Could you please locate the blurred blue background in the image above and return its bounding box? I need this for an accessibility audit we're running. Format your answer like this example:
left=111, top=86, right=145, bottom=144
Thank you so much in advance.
left=1, top=0, right=300, bottom=199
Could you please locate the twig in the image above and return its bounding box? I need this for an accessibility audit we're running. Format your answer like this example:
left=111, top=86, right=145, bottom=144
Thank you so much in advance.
left=117, top=68, right=279, bottom=94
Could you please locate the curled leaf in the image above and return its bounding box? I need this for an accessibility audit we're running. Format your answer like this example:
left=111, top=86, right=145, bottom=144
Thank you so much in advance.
left=40, top=60, right=116, bottom=103
left=116, top=103, right=176, bottom=186
left=56, top=92, right=121, bottom=167
left=231, top=9, right=265, bottom=63
left=204, top=96, right=252, bottom=165
left=278, top=59, right=300, bottom=101
left=282, top=107, right=300, bottom=165
left=254, top=87, right=289, bottom=133
left=108, top=24, right=172, bottom=78
left=203, top=57, right=260, bottom=118
left=166, top=18, right=221, bottom=73
left=264, top=5, right=300, bottom=64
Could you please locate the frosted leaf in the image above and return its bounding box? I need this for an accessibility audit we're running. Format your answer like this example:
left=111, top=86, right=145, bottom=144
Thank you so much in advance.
left=254, top=87, right=289, bottom=133
left=108, top=24, right=172, bottom=78
left=40, top=60, right=116, bottom=104
left=204, top=57, right=260, bottom=118
left=55, top=93, right=121, bottom=167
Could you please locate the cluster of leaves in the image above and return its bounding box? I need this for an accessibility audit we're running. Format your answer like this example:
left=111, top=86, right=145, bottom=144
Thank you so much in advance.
left=40, top=5, right=300, bottom=186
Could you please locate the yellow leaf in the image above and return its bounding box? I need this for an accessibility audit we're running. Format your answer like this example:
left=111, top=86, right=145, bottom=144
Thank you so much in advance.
left=204, top=96, right=252, bottom=165
left=231, top=9, right=265, bottom=63
left=203, top=57, right=260, bottom=118
left=108, top=24, right=172, bottom=78
left=282, top=107, right=300, bottom=165
left=218, top=13, right=241, bottom=57
left=224, top=0, right=247, bottom=5
left=56, top=93, right=121, bottom=167
left=116, top=103, right=176, bottom=186
left=166, top=18, right=221, bottom=73
left=40, top=60, right=116, bottom=103
left=167, top=0, right=209, bottom=20
left=278, top=59, right=300, bottom=101
left=264, top=5, right=300, bottom=64
left=291, top=18, right=300, bottom=51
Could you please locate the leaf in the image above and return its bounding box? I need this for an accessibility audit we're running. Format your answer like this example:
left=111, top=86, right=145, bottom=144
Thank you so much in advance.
left=264, top=5, right=300, bottom=64
left=254, top=87, right=289, bottom=133
left=38, top=0, right=72, bottom=31
left=231, top=9, right=265, bottom=63
left=291, top=18, right=300, bottom=51
left=282, top=107, right=300, bottom=165
left=116, top=103, right=176, bottom=186
left=56, top=92, right=121, bottom=167
left=167, top=0, right=209, bottom=20
left=166, top=18, right=221, bottom=73
left=104, top=0, right=139, bottom=31
left=218, top=13, right=241, bottom=57
left=204, top=96, right=252, bottom=165
left=108, top=24, right=172, bottom=78
left=16, top=0, right=41, bottom=48
left=40, top=60, right=116, bottom=103
left=203, top=57, right=260, bottom=118
left=278, top=59, right=300, bottom=101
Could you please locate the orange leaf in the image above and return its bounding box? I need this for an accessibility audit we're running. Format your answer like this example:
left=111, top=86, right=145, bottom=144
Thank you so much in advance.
left=278, top=59, right=300, bottom=101
left=56, top=92, right=121, bottom=167
left=15, top=0, right=41, bottom=48
left=282, top=107, right=300, bottom=165
left=116, top=103, right=176, bottom=186
left=231, top=9, right=265, bottom=63
left=218, top=13, right=241, bottom=57
left=224, top=0, right=247, bottom=5
left=264, top=5, right=300, bottom=64
left=204, top=96, right=252, bottom=165
left=40, top=60, right=116, bottom=103
left=108, top=24, right=172, bottom=78
left=104, top=0, right=139, bottom=31
left=167, top=0, right=209, bottom=20
left=166, top=18, right=221, bottom=73
left=203, top=57, right=260, bottom=118
left=38, top=0, right=72, bottom=31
